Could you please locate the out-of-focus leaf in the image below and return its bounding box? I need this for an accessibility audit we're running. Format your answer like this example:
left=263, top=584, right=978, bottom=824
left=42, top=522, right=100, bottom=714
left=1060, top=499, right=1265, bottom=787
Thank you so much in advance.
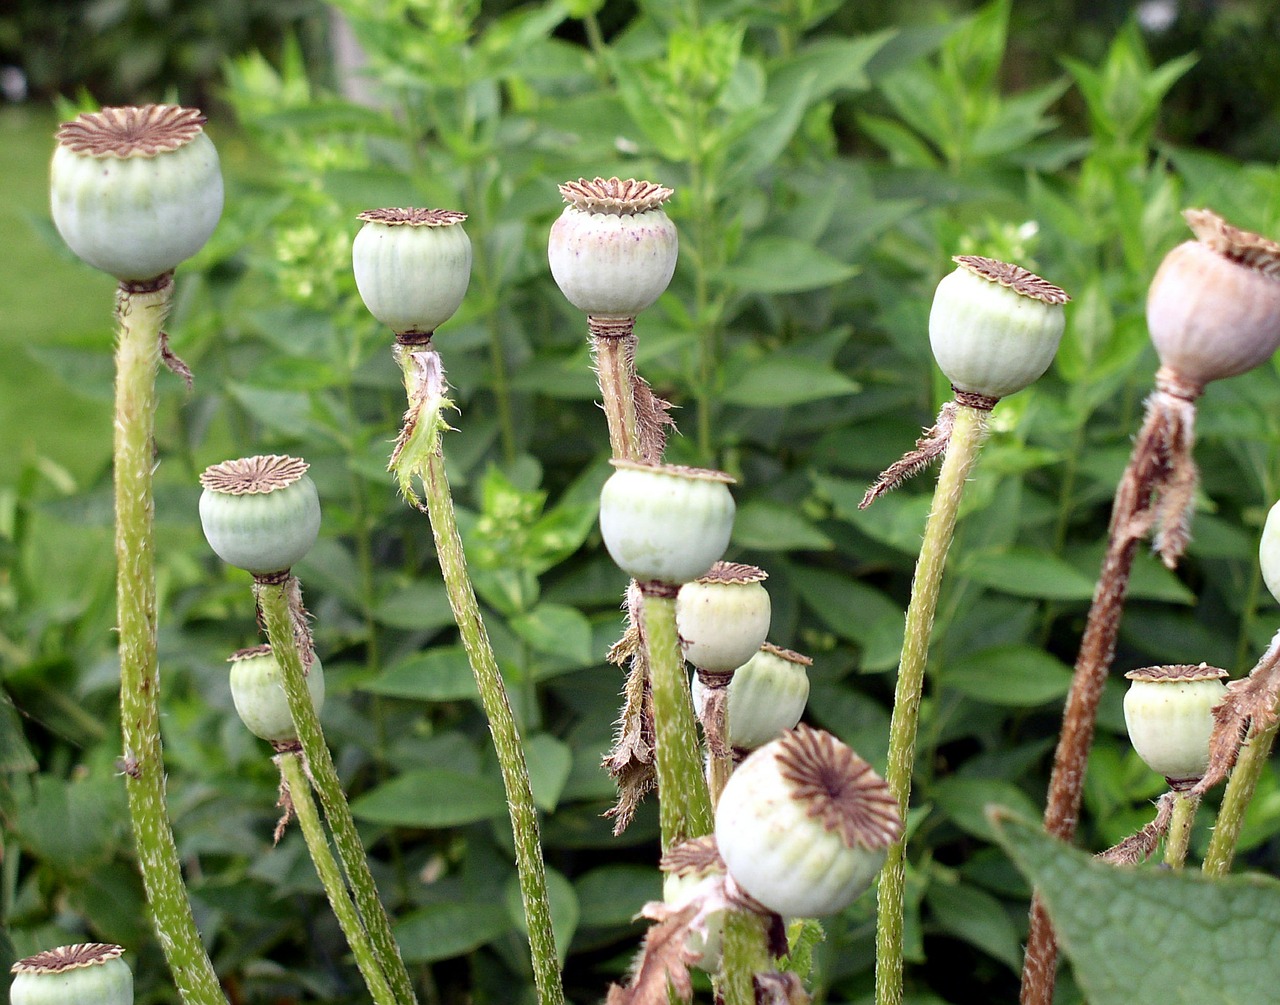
left=362, top=646, right=477, bottom=702
left=505, top=868, right=578, bottom=965
left=925, top=878, right=1021, bottom=970
left=511, top=604, right=594, bottom=666
left=524, top=733, right=573, bottom=812
left=959, top=547, right=1099, bottom=600
left=394, top=902, right=513, bottom=963
left=575, top=865, right=659, bottom=928
left=719, top=237, right=858, bottom=294
left=721, top=357, right=860, bottom=407
left=351, top=770, right=506, bottom=828
left=732, top=501, right=833, bottom=551
left=941, top=645, right=1074, bottom=706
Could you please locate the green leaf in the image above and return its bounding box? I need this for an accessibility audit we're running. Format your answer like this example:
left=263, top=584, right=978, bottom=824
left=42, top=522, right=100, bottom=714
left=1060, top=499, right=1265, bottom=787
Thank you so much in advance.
left=394, top=901, right=513, bottom=963
left=351, top=770, right=506, bottom=828
left=815, top=474, right=935, bottom=555
left=991, top=811, right=1280, bottom=1005
left=0, top=697, right=36, bottom=774
left=524, top=734, right=573, bottom=812
left=941, top=645, right=1074, bottom=706
left=789, top=566, right=904, bottom=672
left=373, top=581, right=457, bottom=632
left=731, top=501, right=833, bottom=551
left=1065, top=542, right=1195, bottom=605
left=931, top=778, right=1040, bottom=843
left=510, top=604, right=594, bottom=666
left=505, top=868, right=579, bottom=965
left=959, top=547, right=1099, bottom=601
left=721, top=357, right=860, bottom=407
left=362, top=646, right=477, bottom=702
left=719, top=236, right=858, bottom=294
left=575, top=865, right=660, bottom=928
left=925, top=878, right=1021, bottom=970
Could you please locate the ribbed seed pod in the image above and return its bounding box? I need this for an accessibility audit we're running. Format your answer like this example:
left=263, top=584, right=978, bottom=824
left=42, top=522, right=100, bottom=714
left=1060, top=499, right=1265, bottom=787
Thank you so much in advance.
left=198, top=455, right=321, bottom=577
left=548, top=177, right=678, bottom=318
left=660, top=836, right=726, bottom=972
left=50, top=105, right=223, bottom=283
left=10, top=944, right=133, bottom=1005
left=1123, top=663, right=1228, bottom=787
left=229, top=645, right=325, bottom=744
left=929, top=255, right=1069, bottom=399
left=1262, top=497, right=1280, bottom=604
left=691, top=643, right=812, bottom=751
left=352, top=207, right=472, bottom=336
left=676, top=562, right=771, bottom=672
left=598, top=461, right=735, bottom=586
left=715, top=725, right=902, bottom=917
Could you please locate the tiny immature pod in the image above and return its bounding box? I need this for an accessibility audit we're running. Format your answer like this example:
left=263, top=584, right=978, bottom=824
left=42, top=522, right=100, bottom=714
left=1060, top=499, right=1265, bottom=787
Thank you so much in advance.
left=1123, top=663, right=1228, bottom=787
left=10, top=944, right=133, bottom=1005
left=229, top=645, right=325, bottom=744
left=199, top=455, right=321, bottom=577
left=50, top=105, right=223, bottom=283
left=691, top=643, right=812, bottom=751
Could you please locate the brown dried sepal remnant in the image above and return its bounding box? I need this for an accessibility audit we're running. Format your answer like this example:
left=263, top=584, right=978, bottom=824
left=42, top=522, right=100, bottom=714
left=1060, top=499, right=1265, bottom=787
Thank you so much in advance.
left=1125, top=662, right=1229, bottom=683
left=954, top=255, right=1071, bottom=305
left=660, top=835, right=724, bottom=877
left=560, top=177, right=674, bottom=215
left=200, top=455, right=309, bottom=495
left=1184, top=208, right=1280, bottom=277
left=1193, top=632, right=1280, bottom=796
left=12, top=943, right=124, bottom=974
left=56, top=104, right=205, bottom=158
left=1096, top=791, right=1176, bottom=866
left=776, top=724, right=903, bottom=850
left=760, top=642, right=813, bottom=666
left=693, top=561, right=768, bottom=586
left=603, top=581, right=657, bottom=834
left=357, top=207, right=468, bottom=228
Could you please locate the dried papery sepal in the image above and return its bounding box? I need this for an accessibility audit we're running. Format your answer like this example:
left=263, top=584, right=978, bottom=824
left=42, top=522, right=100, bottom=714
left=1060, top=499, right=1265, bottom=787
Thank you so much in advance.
left=676, top=561, right=771, bottom=673
left=692, top=642, right=812, bottom=751
left=356, top=207, right=469, bottom=227
left=51, top=104, right=223, bottom=282
left=1124, top=663, right=1227, bottom=790
left=199, top=455, right=321, bottom=576
left=559, top=177, right=674, bottom=215
left=715, top=725, right=901, bottom=917
left=228, top=645, right=326, bottom=744
left=10, top=944, right=132, bottom=1005
left=1146, top=208, right=1280, bottom=386
left=1125, top=662, right=1229, bottom=684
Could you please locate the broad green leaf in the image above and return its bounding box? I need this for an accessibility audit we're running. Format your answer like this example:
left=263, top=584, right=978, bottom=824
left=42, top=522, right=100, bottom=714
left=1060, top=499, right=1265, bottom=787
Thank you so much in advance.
left=959, top=547, right=1098, bottom=601
left=575, top=865, right=660, bottom=928
left=505, top=868, right=579, bottom=965
left=731, top=501, right=833, bottom=551
left=16, top=772, right=126, bottom=867
left=941, top=645, right=1074, bottom=706
left=362, top=646, right=477, bottom=702
left=925, top=878, right=1021, bottom=970
left=719, top=236, right=858, bottom=294
left=351, top=770, right=506, bottom=828
left=1066, top=542, right=1195, bottom=605
left=931, top=778, right=1039, bottom=843
left=0, top=698, right=36, bottom=773
left=814, top=474, right=934, bottom=555
left=394, top=901, right=512, bottom=963
left=510, top=604, right=594, bottom=666
left=373, top=581, right=456, bottom=632
left=524, top=734, right=573, bottom=812
left=992, top=811, right=1280, bottom=1005
left=789, top=566, right=904, bottom=672
left=225, top=383, right=312, bottom=436
left=721, top=357, right=860, bottom=407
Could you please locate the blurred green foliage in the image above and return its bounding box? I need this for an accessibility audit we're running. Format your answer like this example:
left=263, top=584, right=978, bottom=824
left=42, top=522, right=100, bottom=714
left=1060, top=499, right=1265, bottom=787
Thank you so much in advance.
left=8, top=0, right=1280, bottom=1003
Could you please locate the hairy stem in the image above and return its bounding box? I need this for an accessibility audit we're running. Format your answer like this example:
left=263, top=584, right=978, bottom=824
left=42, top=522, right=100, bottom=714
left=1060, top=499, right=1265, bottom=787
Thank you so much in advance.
left=874, top=401, right=988, bottom=1005
left=256, top=581, right=418, bottom=1005
left=719, top=909, right=770, bottom=1005
left=1203, top=723, right=1279, bottom=876
left=1163, top=790, right=1198, bottom=870
left=277, top=752, right=398, bottom=1005
left=589, top=316, right=641, bottom=461
left=114, top=277, right=228, bottom=1005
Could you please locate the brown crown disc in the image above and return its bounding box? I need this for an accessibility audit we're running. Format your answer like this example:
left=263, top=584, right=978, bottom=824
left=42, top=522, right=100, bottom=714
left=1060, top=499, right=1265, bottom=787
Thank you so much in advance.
left=200, top=455, right=309, bottom=495
left=1184, top=208, right=1280, bottom=277
left=1125, top=662, right=1229, bottom=683
left=229, top=644, right=273, bottom=662
left=357, top=207, right=468, bottom=227
left=695, top=561, right=768, bottom=585
left=953, top=255, right=1070, bottom=305
left=608, top=458, right=736, bottom=485
left=559, top=177, right=673, bottom=214
left=660, top=835, right=725, bottom=877
left=775, top=724, right=903, bottom=850
left=56, top=104, right=205, bottom=158
left=759, top=642, right=813, bottom=666
left=12, top=943, right=124, bottom=974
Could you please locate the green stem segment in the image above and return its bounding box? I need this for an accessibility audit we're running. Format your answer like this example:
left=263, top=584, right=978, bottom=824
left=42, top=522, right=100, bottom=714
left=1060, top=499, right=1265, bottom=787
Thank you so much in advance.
left=113, top=278, right=228, bottom=1005
left=394, top=345, right=564, bottom=1005
left=589, top=317, right=641, bottom=462
left=1164, top=790, right=1198, bottom=871
left=718, top=909, right=770, bottom=1005
left=874, top=401, right=989, bottom=1005
left=277, top=751, right=398, bottom=1005
left=642, top=588, right=715, bottom=850
left=1203, top=722, right=1280, bottom=876
left=256, top=581, right=418, bottom=1005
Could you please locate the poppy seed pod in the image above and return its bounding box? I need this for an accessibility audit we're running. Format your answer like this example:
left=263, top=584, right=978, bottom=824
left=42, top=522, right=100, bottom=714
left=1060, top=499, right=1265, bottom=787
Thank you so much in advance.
left=10, top=944, right=133, bottom=1005
left=715, top=726, right=901, bottom=917
left=229, top=645, right=325, bottom=744
left=352, top=208, right=472, bottom=335
left=1261, top=497, right=1280, bottom=604
left=548, top=177, right=678, bottom=318
left=929, top=255, right=1069, bottom=399
left=661, top=836, right=726, bottom=972
left=1123, top=663, right=1228, bottom=786
left=676, top=562, right=771, bottom=672
left=50, top=105, right=223, bottom=283
left=598, top=460, right=735, bottom=586
left=199, top=455, right=321, bottom=577
left=692, top=643, right=812, bottom=751
left=1147, top=210, right=1280, bottom=388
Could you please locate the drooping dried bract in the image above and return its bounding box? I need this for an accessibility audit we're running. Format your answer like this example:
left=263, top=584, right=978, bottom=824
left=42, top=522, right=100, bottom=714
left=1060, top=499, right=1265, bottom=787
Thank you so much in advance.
left=559, top=177, right=674, bottom=215
left=954, top=254, right=1071, bottom=305
left=357, top=207, right=468, bottom=228
left=12, top=944, right=124, bottom=974
left=200, top=454, right=310, bottom=495
left=56, top=105, right=206, bottom=158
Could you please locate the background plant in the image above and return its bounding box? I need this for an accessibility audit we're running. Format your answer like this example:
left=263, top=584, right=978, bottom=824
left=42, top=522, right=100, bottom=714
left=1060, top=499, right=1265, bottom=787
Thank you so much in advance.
left=8, top=1, right=1280, bottom=1003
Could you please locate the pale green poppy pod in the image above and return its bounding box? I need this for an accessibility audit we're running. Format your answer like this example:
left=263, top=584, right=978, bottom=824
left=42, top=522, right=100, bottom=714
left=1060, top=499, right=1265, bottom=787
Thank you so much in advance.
left=353, top=208, right=472, bottom=335
left=692, top=643, right=811, bottom=750
left=10, top=944, right=133, bottom=1005
left=598, top=461, right=735, bottom=585
left=50, top=105, right=223, bottom=282
left=676, top=562, right=771, bottom=672
left=199, top=455, right=321, bottom=576
left=715, top=726, right=902, bottom=918
left=1123, top=663, right=1227, bottom=785
left=1262, top=497, right=1280, bottom=604
left=661, top=836, right=726, bottom=972
left=229, top=645, right=325, bottom=744
left=929, top=255, right=1068, bottom=399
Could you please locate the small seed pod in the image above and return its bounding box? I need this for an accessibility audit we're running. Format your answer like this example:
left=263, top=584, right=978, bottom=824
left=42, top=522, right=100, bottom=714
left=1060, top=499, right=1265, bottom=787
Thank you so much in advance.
left=676, top=562, right=771, bottom=672
left=50, top=105, right=223, bottom=283
left=548, top=177, right=678, bottom=318
left=352, top=208, right=472, bottom=336
left=228, top=645, right=325, bottom=744
left=199, top=455, right=321, bottom=577
left=10, top=944, right=133, bottom=1005
left=715, top=725, right=902, bottom=917
left=1123, top=663, right=1228, bottom=787
left=661, top=836, right=726, bottom=972
left=1147, top=210, right=1280, bottom=389
left=929, top=255, right=1069, bottom=399
left=692, top=643, right=812, bottom=752
left=1261, top=498, right=1280, bottom=604
left=598, top=460, right=735, bottom=586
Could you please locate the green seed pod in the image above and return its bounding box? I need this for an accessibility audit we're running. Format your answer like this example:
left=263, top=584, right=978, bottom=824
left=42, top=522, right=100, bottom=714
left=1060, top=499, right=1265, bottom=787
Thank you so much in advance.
left=1261, top=498, right=1280, bottom=604
left=352, top=208, right=472, bottom=336
left=10, top=944, right=133, bottom=1005
left=715, top=725, right=901, bottom=918
left=229, top=645, right=325, bottom=744
left=199, top=455, right=321, bottom=577
left=598, top=460, right=735, bottom=586
left=1123, top=663, right=1228, bottom=786
left=676, top=562, right=771, bottom=672
left=548, top=177, right=678, bottom=318
left=50, top=105, right=223, bottom=283
left=661, top=837, right=726, bottom=972
left=929, top=255, right=1069, bottom=399
left=692, top=643, right=811, bottom=751
left=1147, top=210, right=1280, bottom=389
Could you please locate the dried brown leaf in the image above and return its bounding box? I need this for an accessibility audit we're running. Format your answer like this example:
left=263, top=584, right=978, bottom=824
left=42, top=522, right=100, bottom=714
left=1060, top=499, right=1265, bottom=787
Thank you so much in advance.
left=860, top=401, right=956, bottom=508
left=605, top=904, right=698, bottom=1005
left=1194, top=632, right=1280, bottom=795
left=1097, top=791, right=1175, bottom=865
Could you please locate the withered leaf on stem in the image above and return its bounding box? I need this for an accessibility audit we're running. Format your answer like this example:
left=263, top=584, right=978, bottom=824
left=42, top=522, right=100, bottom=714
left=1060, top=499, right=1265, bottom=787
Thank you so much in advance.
left=1193, top=632, right=1280, bottom=795
left=605, top=904, right=698, bottom=1005
left=1096, top=791, right=1175, bottom=865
